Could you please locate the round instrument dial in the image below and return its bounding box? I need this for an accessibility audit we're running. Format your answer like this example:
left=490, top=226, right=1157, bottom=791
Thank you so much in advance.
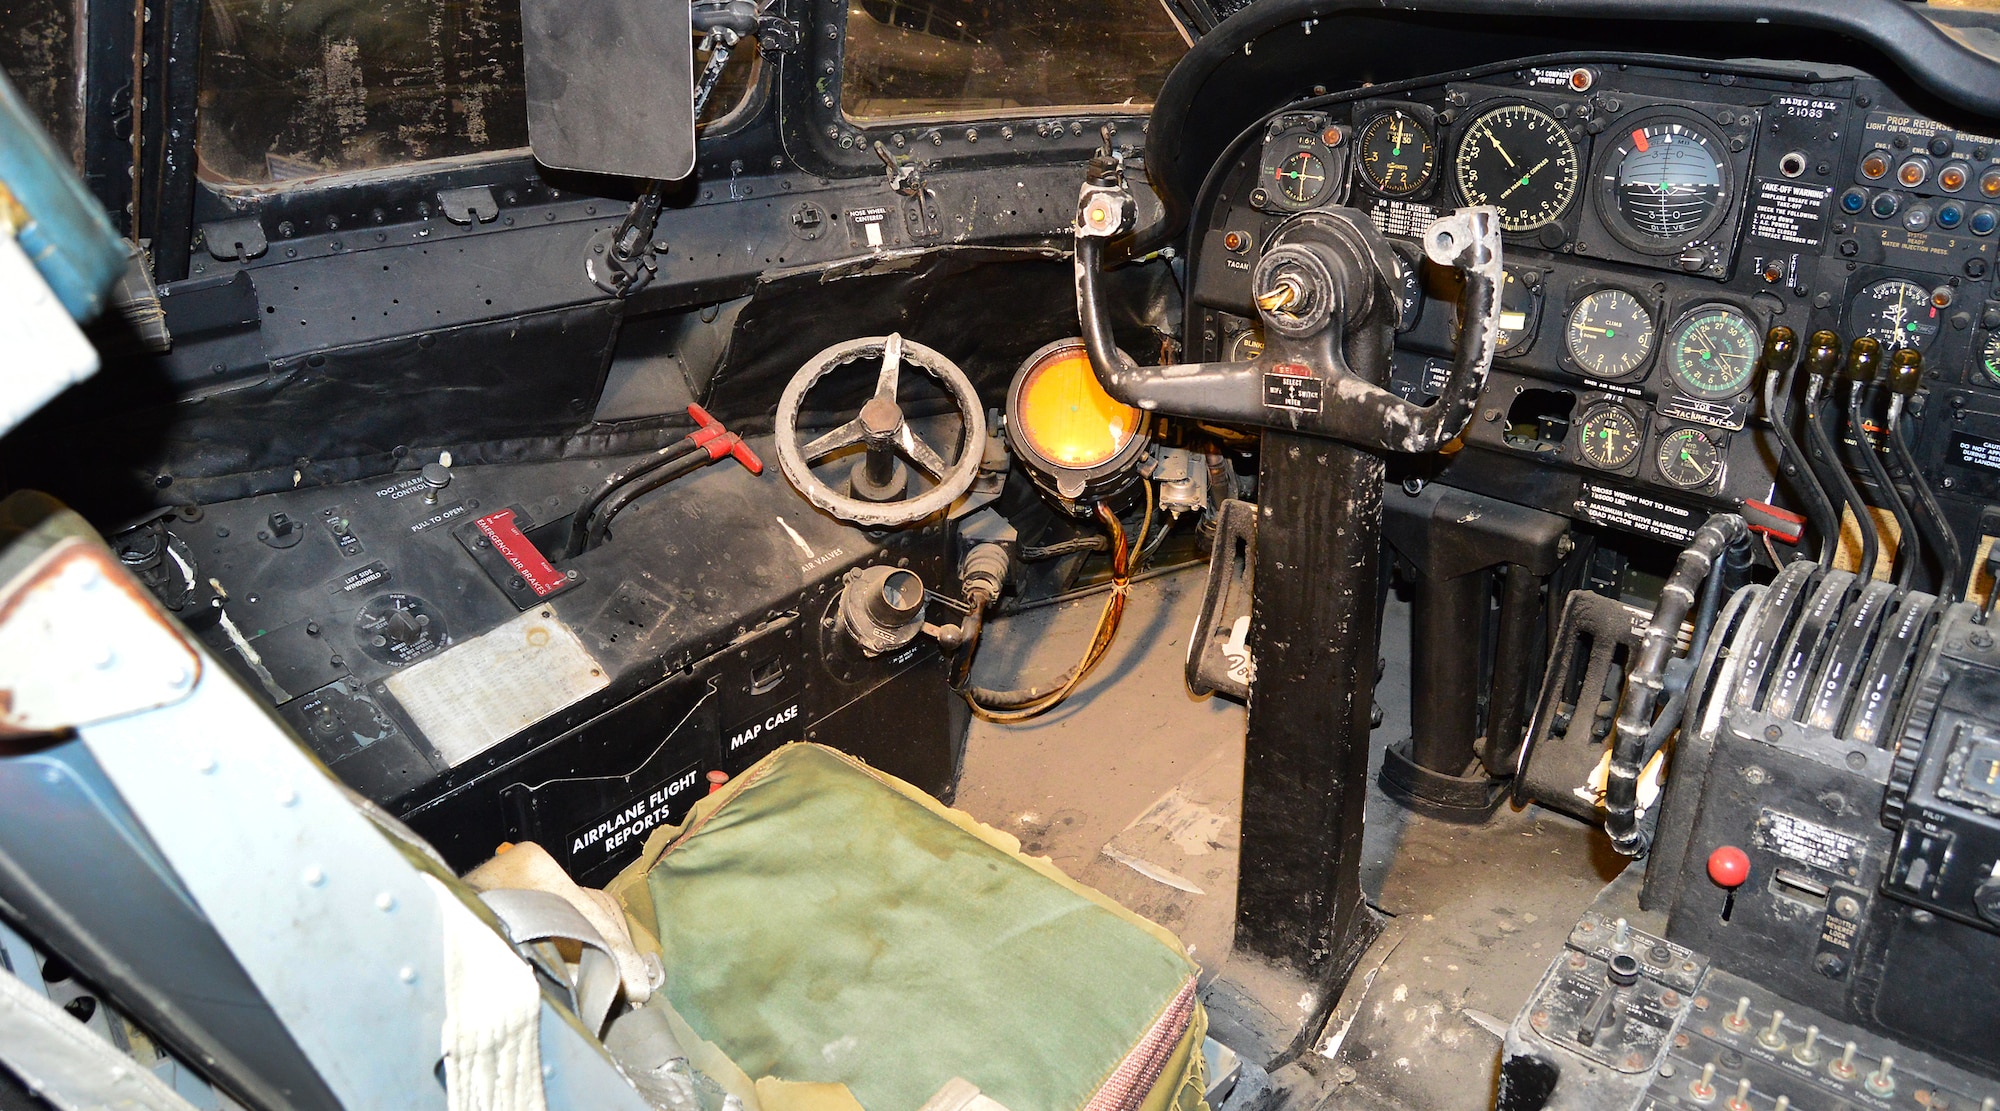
left=1853, top=277, right=1942, bottom=351
left=1656, top=427, right=1722, bottom=489
left=1359, top=110, right=1436, bottom=197
left=1982, top=333, right=2000, bottom=386
left=1228, top=327, right=1267, bottom=361
left=1604, top=120, right=1728, bottom=247
left=1565, top=289, right=1655, bottom=380
left=1577, top=404, right=1643, bottom=470
left=1454, top=104, right=1581, bottom=233
left=1275, top=150, right=1329, bottom=206
left=1665, top=305, right=1759, bottom=399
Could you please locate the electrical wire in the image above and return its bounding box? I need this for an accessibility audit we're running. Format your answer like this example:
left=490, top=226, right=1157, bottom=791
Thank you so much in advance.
left=960, top=483, right=1152, bottom=722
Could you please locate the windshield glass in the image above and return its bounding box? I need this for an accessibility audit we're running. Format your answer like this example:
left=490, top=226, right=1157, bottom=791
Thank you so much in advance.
left=197, top=0, right=758, bottom=186
left=1, top=0, right=81, bottom=163
left=842, top=0, right=1187, bottom=122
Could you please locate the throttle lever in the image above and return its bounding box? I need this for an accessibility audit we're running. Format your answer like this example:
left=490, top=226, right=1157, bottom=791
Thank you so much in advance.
left=1074, top=178, right=1501, bottom=455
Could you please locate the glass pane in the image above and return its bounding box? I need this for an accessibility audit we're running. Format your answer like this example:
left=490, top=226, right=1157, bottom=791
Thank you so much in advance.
left=0, top=0, right=81, bottom=164
left=841, top=0, right=1187, bottom=122
left=197, top=0, right=759, bottom=185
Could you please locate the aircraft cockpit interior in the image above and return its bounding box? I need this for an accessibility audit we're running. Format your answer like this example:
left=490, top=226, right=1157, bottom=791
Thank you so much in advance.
left=6, top=1, right=2000, bottom=1109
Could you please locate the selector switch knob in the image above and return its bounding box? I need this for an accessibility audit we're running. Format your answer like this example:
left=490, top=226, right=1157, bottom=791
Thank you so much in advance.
left=1606, top=952, right=1641, bottom=986
left=1709, top=846, right=1751, bottom=888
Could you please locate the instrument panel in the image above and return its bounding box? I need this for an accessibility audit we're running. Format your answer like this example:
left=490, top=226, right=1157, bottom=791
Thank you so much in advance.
left=1192, top=59, right=2000, bottom=550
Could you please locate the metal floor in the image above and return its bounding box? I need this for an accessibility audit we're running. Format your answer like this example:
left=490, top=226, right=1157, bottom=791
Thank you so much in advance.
left=957, top=567, right=1628, bottom=1111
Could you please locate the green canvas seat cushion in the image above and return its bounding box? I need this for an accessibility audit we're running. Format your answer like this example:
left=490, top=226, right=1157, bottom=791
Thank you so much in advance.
left=608, top=744, right=1204, bottom=1111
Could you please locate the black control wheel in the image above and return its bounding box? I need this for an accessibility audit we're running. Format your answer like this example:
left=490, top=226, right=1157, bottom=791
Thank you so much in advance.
left=774, top=333, right=987, bottom=528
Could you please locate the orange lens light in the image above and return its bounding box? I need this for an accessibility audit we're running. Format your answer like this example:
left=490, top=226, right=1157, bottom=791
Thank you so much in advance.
left=1015, top=347, right=1141, bottom=469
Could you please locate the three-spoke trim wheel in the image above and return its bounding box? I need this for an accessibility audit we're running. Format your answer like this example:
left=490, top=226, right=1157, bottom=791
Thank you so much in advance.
left=773, top=333, right=988, bottom=527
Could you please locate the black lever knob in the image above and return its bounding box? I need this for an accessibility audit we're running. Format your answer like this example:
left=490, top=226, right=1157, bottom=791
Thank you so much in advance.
left=1888, top=348, right=1923, bottom=396
left=1803, top=330, right=1843, bottom=381
left=1759, top=326, right=1798, bottom=380
left=1845, top=336, right=1884, bottom=383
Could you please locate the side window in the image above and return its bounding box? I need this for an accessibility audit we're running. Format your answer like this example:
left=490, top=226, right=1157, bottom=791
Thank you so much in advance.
left=841, top=0, right=1187, bottom=121
left=196, top=0, right=761, bottom=186
left=1, top=0, right=83, bottom=163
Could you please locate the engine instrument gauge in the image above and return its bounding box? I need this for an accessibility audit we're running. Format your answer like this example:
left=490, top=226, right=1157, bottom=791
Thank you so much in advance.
left=1565, top=289, right=1655, bottom=379
left=1577, top=404, right=1643, bottom=470
left=1853, top=277, right=1942, bottom=351
left=1390, top=244, right=1426, bottom=332
left=1275, top=150, right=1330, bottom=206
left=1359, top=110, right=1436, bottom=197
left=1454, top=103, right=1581, bottom=233
left=1600, top=119, right=1729, bottom=248
left=1656, top=427, right=1722, bottom=489
left=1665, top=305, right=1759, bottom=399
left=1982, top=333, right=2000, bottom=386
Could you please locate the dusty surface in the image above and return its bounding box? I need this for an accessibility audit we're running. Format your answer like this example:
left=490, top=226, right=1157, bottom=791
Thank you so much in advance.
left=957, top=568, right=1626, bottom=1111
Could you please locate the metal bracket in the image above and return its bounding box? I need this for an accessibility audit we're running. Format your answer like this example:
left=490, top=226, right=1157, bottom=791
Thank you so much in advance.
left=1187, top=499, right=1256, bottom=700
left=198, top=218, right=266, bottom=261
left=437, top=186, right=499, bottom=226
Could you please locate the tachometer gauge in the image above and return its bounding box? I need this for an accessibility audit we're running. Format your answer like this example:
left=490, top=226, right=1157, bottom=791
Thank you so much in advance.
left=1601, top=119, right=1728, bottom=248
left=1982, top=333, right=2000, bottom=386
left=1656, top=427, right=1722, bottom=489
left=1454, top=104, right=1581, bottom=233
left=1359, top=110, right=1436, bottom=197
left=1275, top=150, right=1329, bottom=206
left=1853, top=277, right=1942, bottom=351
left=1577, top=403, right=1643, bottom=470
left=1665, top=305, right=1759, bottom=399
left=1565, top=289, right=1655, bottom=380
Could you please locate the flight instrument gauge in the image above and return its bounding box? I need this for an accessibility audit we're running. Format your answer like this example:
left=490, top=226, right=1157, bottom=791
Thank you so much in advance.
left=1853, top=277, right=1942, bottom=351
left=1255, top=114, right=1345, bottom=213
left=1656, top=427, right=1722, bottom=489
left=1454, top=103, right=1581, bottom=233
left=1577, top=404, right=1643, bottom=470
left=1665, top=305, right=1759, bottom=399
left=1565, top=289, right=1655, bottom=379
left=1599, top=118, right=1730, bottom=249
left=1982, top=333, right=2000, bottom=386
left=1276, top=151, right=1329, bottom=205
left=1359, top=110, right=1436, bottom=197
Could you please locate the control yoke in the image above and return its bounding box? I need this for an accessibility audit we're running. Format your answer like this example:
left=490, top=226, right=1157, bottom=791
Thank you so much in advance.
left=1074, top=158, right=1503, bottom=455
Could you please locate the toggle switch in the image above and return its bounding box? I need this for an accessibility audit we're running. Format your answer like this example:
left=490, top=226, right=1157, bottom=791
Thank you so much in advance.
left=1830, top=1041, right=1860, bottom=1081
left=1866, top=1056, right=1896, bottom=1096
left=1689, top=1062, right=1719, bottom=1103
left=1758, top=1009, right=1787, bottom=1051
left=1725, top=996, right=1752, bottom=1034
left=1793, top=1025, right=1822, bottom=1066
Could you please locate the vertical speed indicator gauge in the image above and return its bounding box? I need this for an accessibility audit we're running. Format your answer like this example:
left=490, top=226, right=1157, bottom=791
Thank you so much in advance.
left=1565, top=289, right=1655, bottom=380
left=1359, top=110, right=1435, bottom=197
left=1454, top=104, right=1581, bottom=232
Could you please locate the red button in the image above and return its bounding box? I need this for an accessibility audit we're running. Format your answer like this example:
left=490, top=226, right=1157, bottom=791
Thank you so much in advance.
left=1708, top=846, right=1751, bottom=889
